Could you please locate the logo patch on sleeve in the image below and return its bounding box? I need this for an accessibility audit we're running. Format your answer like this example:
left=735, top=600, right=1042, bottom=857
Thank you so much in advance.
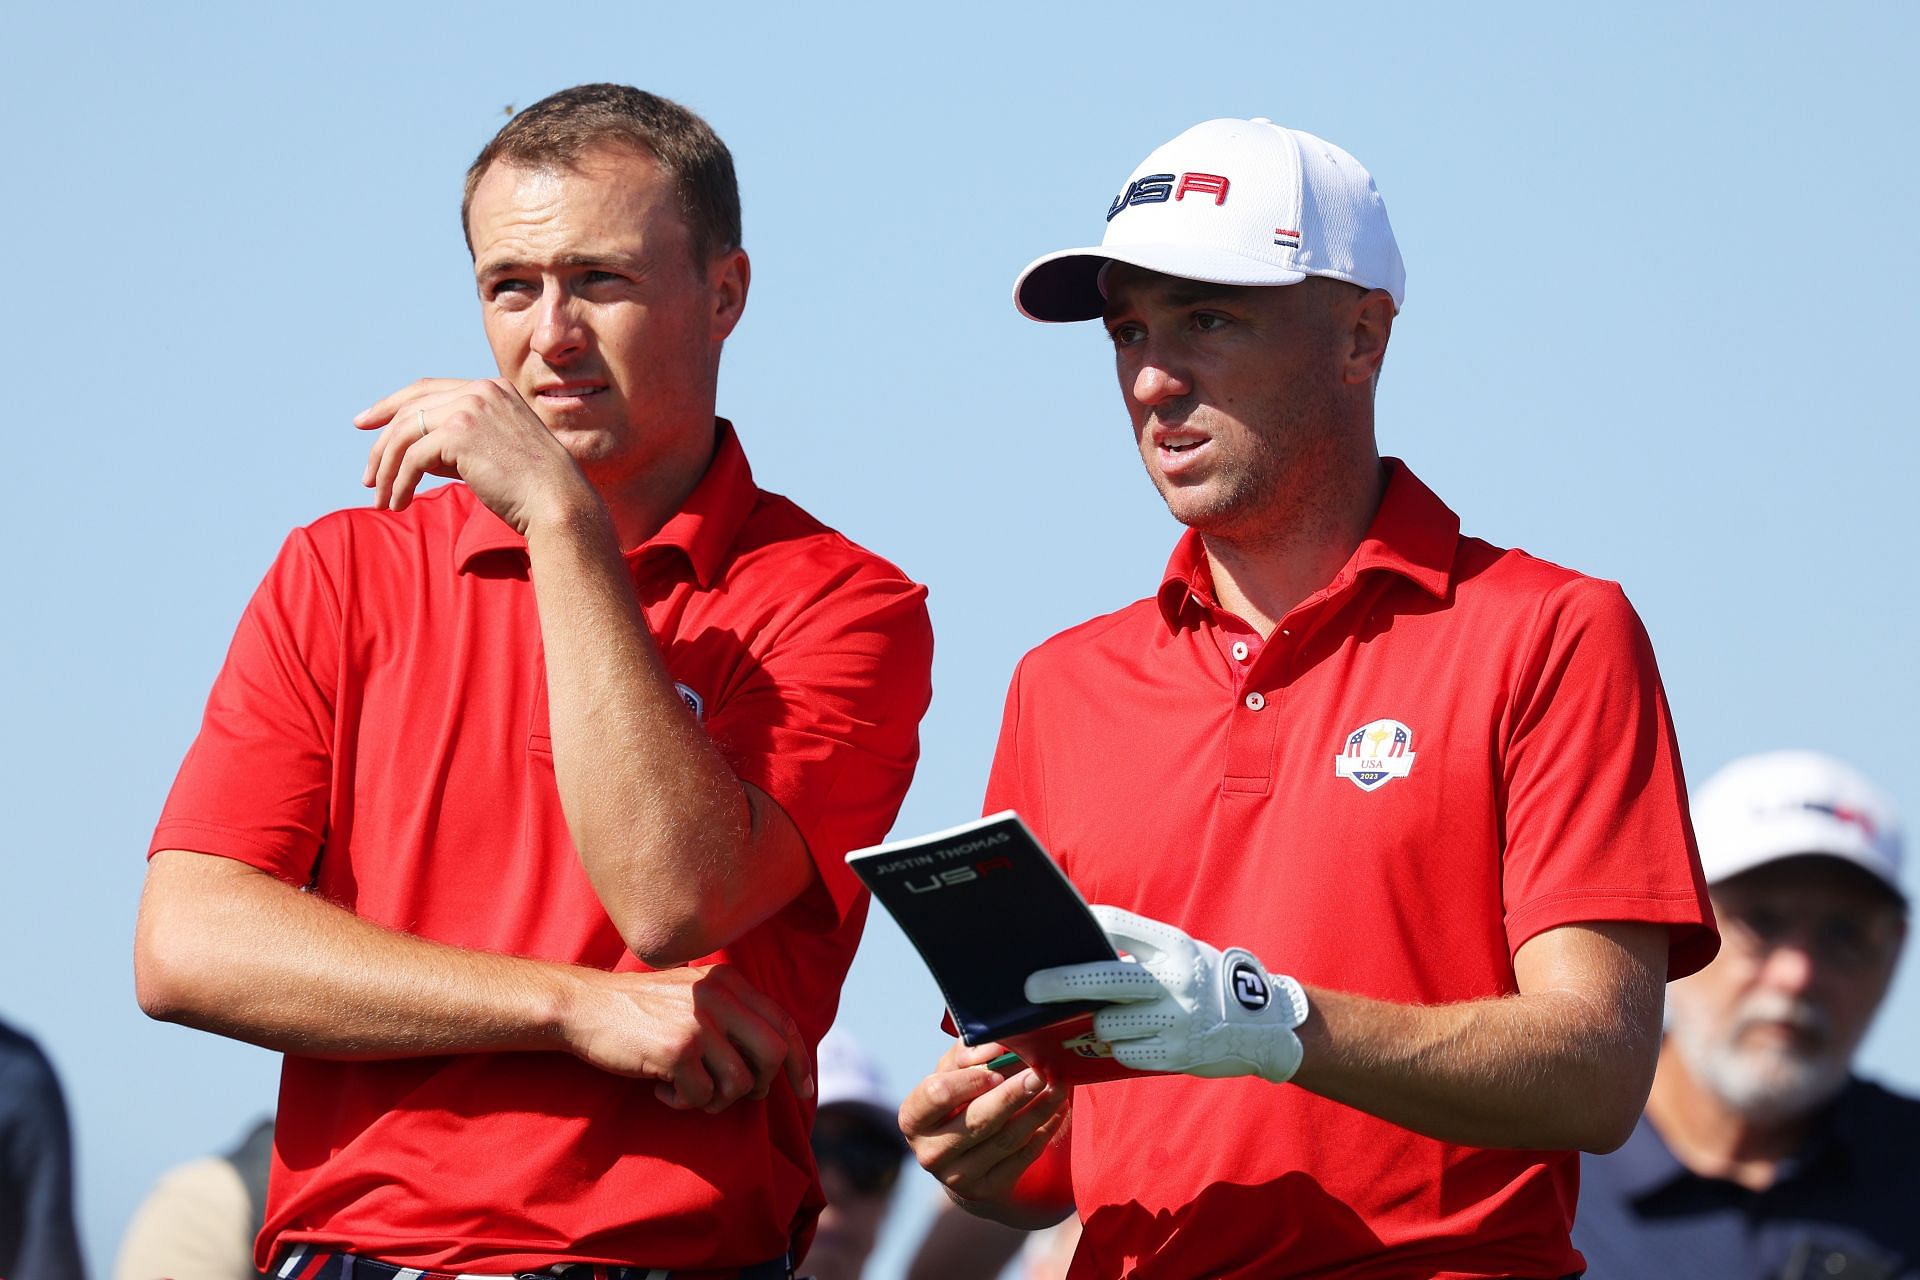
left=674, top=683, right=705, bottom=723
left=1333, top=718, right=1417, bottom=792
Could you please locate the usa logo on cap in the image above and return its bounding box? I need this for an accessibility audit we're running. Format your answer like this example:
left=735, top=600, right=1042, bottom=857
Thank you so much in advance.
left=1334, top=718, right=1417, bottom=792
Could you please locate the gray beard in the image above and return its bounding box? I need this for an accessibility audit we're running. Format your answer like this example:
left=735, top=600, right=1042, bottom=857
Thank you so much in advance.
left=1668, top=992, right=1851, bottom=1124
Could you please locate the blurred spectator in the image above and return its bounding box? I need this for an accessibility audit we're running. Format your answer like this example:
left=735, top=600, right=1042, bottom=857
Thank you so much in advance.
left=114, top=1116, right=271, bottom=1280
left=0, top=1018, right=86, bottom=1279
left=905, top=1201, right=1080, bottom=1280
left=1017, top=1215, right=1080, bottom=1280
left=905, top=1199, right=1026, bottom=1280
left=1576, top=751, right=1919, bottom=1278
left=808, top=1030, right=911, bottom=1280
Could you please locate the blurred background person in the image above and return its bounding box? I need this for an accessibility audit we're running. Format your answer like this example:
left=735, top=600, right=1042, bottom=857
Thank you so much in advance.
left=809, top=1029, right=913, bottom=1280
left=906, top=1201, right=1080, bottom=1280
left=0, top=1018, right=86, bottom=1280
left=113, top=1115, right=271, bottom=1280
left=1016, top=1216, right=1081, bottom=1280
left=1576, top=750, right=1918, bottom=1278
left=906, top=1199, right=1026, bottom=1280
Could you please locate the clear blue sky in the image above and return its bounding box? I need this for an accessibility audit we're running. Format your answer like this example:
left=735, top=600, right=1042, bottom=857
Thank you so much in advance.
left=3, top=3, right=1915, bottom=1276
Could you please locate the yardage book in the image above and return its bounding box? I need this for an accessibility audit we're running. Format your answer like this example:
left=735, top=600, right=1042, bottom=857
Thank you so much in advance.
left=847, top=811, right=1147, bottom=1084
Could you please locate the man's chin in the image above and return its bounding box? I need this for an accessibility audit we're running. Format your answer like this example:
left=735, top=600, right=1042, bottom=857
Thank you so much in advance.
left=1701, top=1045, right=1850, bottom=1121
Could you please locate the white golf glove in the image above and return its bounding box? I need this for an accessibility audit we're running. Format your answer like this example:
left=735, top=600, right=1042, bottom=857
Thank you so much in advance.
left=1025, top=905, right=1310, bottom=1084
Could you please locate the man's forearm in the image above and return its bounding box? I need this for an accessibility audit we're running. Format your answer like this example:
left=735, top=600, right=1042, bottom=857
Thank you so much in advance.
left=1290, top=922, right=1667, bottom=1152
left=136, top=849, right=581, bottom=1058
left=136, top=849, right=814, bottom=1107
left=1293, top=986, right=1648, bottom=1151
left=522, top=500, right=809, bottom=966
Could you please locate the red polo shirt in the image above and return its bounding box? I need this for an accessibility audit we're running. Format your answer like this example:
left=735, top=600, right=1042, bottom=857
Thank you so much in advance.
left=151, top=422, right=933, bottom=1273
left=985, top=460, right=1714, bottom=1280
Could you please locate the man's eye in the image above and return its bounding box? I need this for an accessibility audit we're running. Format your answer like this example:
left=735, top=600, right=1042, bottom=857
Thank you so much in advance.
left=1739, top=907, right=1788, bottom=943
left=1815, top=918, right=1873, bottom=962
left=1108, top=322, right=1145, bottom=347
left=1193, top=312, right=1229, bottom=332
left=582, top=270, right=622, bottom=286
left=488, top=279, right=533, bottom=300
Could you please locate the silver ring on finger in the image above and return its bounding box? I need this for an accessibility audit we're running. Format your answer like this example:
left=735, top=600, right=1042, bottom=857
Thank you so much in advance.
left=417, top=407, right=430, bottom=435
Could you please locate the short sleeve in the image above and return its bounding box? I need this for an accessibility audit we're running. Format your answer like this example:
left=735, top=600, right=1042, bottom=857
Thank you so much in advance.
left=707, top=570, right=933, bottom=923
left=149, top=528, right=342, bottom=885
left=1500, top=579, right=1717, bottom=978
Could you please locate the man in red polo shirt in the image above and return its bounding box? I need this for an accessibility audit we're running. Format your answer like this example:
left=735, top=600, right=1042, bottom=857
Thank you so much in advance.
left=135, top=84, right=932, bottom=1279
left=899, top=118, right=1716, bottom=1278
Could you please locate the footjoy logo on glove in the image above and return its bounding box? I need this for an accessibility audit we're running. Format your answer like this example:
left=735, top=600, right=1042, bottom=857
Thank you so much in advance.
left=1333, top=718, right=1417, bottom=792
left=1230, top=960, right=1270, bottom=1011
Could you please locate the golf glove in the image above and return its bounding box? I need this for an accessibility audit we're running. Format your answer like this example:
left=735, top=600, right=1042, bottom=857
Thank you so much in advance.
left=1025, top=905, right=1310, bottom=1084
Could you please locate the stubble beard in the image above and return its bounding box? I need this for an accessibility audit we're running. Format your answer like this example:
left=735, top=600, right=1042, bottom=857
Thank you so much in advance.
left=1141, top=399, right=1337, bottom=549
left=1667, top=990, right=1852, bottom=1123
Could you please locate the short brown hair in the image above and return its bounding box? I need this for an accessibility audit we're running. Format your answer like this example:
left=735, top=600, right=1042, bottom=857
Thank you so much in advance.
left=461, top=83, right=741, bottom=265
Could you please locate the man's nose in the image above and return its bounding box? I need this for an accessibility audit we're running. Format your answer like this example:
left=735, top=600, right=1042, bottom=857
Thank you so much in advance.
left=1756, top=937, right=1819, bottom=996
left=1131, top=351, right=1192, bottom=406
left=532, top=289, right=587, bottom=363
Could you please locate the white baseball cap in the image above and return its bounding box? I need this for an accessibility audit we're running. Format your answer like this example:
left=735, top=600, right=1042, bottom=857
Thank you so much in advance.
left=815, top=1027, right=898, bottom=1132
left=1014, top=117, right=1406, bottom=323
left=1691, top=750, right=1906, bottom=902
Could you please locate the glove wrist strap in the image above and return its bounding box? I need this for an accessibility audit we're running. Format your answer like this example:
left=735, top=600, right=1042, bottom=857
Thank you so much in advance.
left=1272, top=973, right=1310, bottom=1031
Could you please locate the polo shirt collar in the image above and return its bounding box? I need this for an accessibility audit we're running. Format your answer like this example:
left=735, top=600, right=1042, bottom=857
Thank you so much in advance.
left=1155, top=457, right=1461, bottom=630
left=454, top=419, right=757, bottom=587
left=1610, top=1114, right=1694, bottom=1202
left=1620, top=1082, right=1866, bottom=1205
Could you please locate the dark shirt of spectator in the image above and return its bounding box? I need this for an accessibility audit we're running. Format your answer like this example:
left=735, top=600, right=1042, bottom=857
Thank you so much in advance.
left=0, top=1019, right=87, bottom=1280
left=1579, top=1079, right=1920, bottom=1278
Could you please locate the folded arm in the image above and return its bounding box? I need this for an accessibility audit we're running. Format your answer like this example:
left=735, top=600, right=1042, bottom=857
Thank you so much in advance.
left=522, top=495, right=812, bottom=966
left=357, top=378, right=814, bottom=966
left=135, top=849, right=811, bottom=1109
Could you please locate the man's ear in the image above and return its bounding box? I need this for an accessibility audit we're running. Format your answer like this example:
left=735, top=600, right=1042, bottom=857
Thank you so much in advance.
left=709, top=247, right=750, bottom=342
left=1343, top=288, right=1395, bottom=387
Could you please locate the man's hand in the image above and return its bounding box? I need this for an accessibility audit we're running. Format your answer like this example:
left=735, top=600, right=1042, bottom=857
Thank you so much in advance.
left=355, top=377, right=596, bottom=535
left=562, top=963, right=814, bottom=1113
left=899, top=1040, right=1069, bottom=1218
left=1027, top=905, right=1310, bottom=1084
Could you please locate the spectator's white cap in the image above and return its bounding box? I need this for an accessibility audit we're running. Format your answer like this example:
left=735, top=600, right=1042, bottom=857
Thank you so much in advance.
left=1014, top=117, right=1405, bottom=323
left=816, top=1028, right=897, bottom=1131
left=1692, top=751, right=1906, bottom=903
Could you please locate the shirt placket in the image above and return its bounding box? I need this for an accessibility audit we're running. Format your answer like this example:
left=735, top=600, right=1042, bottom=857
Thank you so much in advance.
left=1220, top=618, right=1280, bottom=795
left=1216, top=576, right=1363, bottom=796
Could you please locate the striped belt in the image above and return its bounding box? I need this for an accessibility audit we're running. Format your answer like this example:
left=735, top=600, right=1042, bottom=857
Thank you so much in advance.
left=273, top=1247, right=795, bottom=1280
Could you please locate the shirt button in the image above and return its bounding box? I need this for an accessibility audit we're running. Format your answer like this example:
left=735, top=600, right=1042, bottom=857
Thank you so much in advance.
left=1244, top=692, right=1266, bottom=712
left=1231, top=641, right=1250, bottom=661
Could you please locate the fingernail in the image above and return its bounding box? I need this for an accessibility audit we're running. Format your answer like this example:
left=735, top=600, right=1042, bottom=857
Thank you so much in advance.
left=801, top=1073, right=815, bottom=1099
left=1022, top=1070, right=1043, bottom=1094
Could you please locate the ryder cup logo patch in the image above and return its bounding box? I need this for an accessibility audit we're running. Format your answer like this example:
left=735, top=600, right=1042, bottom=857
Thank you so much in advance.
left=1333, top=718, right=1417, bottom=792
left=673, top=683, right=705, bottom=723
